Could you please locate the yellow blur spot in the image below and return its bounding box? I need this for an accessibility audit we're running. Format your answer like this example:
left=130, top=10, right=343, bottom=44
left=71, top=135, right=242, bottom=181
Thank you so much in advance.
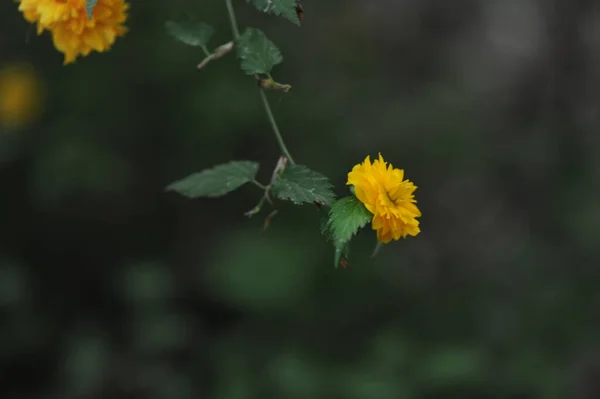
left=0, top=63, right=44, bottom=130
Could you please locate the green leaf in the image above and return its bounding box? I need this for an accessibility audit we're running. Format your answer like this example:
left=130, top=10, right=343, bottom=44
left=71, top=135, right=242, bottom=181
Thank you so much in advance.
left=85, top=0, right=98, bottom=20
left=333, top=242, right=349, bottom=269
left=166, top=161, right=259, bottom=198
left=324, top=196, right=373, bottom=267
left=326, top=196, right=373, bottom=244
left=165, top=20, right=214, bottom=48
left=270, top=164, right=335, bottom=206
left=236, top=28, right=283, bottom=75
left=247, top=0, right=300, bottom=25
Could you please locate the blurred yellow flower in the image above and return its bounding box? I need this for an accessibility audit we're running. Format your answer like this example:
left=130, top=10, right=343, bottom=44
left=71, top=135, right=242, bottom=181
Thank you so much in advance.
left=0, top=63, right=44, bottom=130
left=18, top=0, right=128, bottom=64
left=347, top=153, right=421, bottom=243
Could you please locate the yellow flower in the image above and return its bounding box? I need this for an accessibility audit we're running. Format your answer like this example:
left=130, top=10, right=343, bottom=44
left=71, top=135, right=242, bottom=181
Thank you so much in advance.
left=347, top=153, right=421, bottom=243
left=0, top=63, right=44, bottom=129
left=18, top=0, right=128, bottom=64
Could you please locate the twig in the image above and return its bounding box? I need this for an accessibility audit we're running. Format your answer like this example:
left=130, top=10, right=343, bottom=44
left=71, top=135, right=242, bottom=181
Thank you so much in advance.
left=224, top=0, right=296, bottom=164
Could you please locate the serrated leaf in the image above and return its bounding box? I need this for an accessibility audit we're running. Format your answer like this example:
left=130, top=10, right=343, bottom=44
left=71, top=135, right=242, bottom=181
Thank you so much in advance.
left=271, top=164, right=335, bottom=205
left=247, top=0, right=300, bottom=25
left=325, top=196, right=373, bottom=244
left=236, top=28, right=283, bottom=75
left=166, top=161, right=259, bottom=198
left=324, top=196, right=372, bottom=267
left=165, top=20, right=214, bottom=48
left=85, top=0, right=98, bottom=20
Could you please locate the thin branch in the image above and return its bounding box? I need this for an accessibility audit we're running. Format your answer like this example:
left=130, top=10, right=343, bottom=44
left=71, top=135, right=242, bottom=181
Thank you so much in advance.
left=252, top=180, right=267, bottom=190
left=259, top=89, right=295, bottom=164
left=225, top=0, right=240, bottom=39
left=224, top=0, right=296, bottom=164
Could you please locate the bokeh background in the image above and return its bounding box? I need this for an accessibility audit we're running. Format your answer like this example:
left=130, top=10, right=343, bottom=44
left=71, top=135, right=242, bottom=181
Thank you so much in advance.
left=2, top=0, right=600, bottom=398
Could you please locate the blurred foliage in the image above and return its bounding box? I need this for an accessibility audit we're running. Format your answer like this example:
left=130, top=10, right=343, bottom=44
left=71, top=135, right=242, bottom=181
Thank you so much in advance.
left=0, top=63, right=43, bottom=132
left=2, top=0, right=600, bottom=398
left=165, top=20, right=214, bottom=49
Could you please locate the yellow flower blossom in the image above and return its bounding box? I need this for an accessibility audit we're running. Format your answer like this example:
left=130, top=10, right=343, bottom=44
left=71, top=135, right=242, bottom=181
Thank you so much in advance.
left=347, top=153, right=421, bottom=243
left=0, top=63, right=44, bottom=129
left=18, top=0, right=128, bottom=64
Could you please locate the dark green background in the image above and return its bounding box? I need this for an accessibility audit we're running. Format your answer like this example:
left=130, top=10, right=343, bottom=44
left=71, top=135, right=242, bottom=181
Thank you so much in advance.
left=1, top=0, right=600, bottom=398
